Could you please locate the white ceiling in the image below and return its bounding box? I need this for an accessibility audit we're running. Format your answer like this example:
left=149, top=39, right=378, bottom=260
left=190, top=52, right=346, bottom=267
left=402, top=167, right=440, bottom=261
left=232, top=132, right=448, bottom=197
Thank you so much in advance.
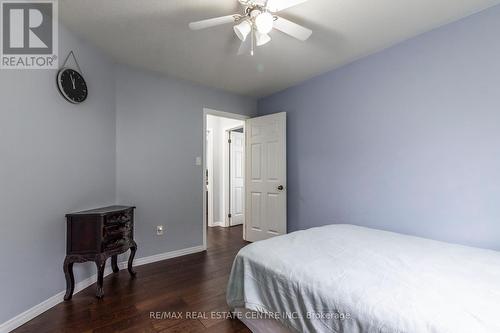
left=60, top=0, right=500, bottom=97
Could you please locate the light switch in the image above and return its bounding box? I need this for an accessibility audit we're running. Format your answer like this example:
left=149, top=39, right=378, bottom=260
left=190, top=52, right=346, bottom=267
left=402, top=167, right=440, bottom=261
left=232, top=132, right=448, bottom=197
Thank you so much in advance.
left=195, top=156, right=202, bottom=166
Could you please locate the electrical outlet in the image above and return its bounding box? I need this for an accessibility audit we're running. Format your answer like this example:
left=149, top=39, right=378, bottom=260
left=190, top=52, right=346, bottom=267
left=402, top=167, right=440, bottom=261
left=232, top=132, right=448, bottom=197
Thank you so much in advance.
left=156, top=225, right=164, bottom=236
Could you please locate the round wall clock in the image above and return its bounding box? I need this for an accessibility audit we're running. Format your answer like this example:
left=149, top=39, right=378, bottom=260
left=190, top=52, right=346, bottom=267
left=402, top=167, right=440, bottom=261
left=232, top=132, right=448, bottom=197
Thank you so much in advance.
left=56, top=68, right=88, bottom=104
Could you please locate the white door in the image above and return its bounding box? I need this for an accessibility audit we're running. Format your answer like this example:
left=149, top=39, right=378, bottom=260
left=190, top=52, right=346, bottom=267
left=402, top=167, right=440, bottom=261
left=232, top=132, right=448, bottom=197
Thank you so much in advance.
left=230, top=131, right=245, bottom=226
left=245, top=112, right=286, bottom=242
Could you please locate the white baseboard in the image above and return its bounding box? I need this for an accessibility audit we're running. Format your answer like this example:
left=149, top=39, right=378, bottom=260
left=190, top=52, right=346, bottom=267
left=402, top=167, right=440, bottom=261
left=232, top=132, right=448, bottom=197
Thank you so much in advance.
left=0, top=245, right=205, bottom=333
left=211, top=221, right=225, bottom=227
left=132, top=245, right=205, bottom=266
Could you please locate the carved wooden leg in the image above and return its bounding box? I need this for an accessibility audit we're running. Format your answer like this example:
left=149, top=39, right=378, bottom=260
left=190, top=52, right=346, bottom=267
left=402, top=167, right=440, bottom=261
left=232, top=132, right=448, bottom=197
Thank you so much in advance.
left=111, top=255, right=119, bottom=273
left=128, top=241, right=137, bottom=278
left=95, top=257, right=106, bottom=299
left=63, top=257, right=75, bottom=301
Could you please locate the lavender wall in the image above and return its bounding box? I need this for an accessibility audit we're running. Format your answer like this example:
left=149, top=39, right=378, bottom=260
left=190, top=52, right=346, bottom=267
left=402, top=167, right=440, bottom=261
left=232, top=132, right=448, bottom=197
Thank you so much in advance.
left=258, top=5, right=500, bottom=250
left=0, top=25, right=116, bottom=325
left=115, top=66, right=256, bottom=259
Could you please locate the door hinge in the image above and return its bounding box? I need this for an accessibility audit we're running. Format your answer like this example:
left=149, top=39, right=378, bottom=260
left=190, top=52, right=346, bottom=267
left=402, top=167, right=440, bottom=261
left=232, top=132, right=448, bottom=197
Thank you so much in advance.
left=228, top=139, right=231, bottom=143
left=228, top=213, right=232, bottom=218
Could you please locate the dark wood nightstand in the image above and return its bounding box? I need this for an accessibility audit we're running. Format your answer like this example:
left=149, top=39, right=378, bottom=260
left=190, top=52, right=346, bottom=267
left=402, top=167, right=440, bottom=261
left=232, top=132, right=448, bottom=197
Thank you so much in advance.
left=63, top=205, right=137, bottom=300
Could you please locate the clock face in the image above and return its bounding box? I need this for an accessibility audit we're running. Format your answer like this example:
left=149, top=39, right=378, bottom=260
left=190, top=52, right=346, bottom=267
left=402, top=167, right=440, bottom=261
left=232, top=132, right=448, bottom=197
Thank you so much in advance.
left=57, top=68, right=88, bottom=104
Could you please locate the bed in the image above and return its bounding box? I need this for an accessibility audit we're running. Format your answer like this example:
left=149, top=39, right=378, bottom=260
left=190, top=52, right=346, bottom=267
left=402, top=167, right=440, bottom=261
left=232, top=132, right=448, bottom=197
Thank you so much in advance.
left=227, top=224, right=500, bottom=333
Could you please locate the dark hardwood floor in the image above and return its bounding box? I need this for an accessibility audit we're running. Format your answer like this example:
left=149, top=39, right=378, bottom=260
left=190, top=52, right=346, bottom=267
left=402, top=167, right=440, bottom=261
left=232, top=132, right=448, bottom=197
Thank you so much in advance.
left=14, top=226, right=251, bottom=333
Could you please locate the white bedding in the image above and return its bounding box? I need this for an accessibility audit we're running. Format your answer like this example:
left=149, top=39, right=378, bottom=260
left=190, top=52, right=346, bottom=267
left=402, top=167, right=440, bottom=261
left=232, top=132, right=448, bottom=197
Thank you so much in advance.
left=235, top=308, right=292, bottom=333
left=227, top=224, right=500, bottom=333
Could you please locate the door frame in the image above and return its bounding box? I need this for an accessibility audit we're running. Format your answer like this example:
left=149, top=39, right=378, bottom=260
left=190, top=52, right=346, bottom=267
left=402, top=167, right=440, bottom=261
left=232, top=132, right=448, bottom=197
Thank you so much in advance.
left=224, top=125, right=245, bottom=227
left=206, top=128, right=214, bottom=227
left=203, top=108, right=249, bottom=250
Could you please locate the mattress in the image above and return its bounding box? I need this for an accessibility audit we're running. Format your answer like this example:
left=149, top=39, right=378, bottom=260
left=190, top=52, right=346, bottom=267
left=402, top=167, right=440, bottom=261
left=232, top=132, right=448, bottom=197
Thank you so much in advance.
left=227, top=224, right=500, bottom=333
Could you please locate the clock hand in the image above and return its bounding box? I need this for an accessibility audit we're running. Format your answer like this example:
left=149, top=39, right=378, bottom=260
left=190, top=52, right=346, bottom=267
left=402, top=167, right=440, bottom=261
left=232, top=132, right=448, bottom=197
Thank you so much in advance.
left=70, top=74, right=76, bottom=89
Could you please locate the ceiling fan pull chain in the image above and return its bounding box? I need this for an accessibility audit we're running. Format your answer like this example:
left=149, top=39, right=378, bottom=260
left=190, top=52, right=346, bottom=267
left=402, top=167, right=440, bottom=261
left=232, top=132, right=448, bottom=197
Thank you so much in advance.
left=251, top=26, right=255, bottom=56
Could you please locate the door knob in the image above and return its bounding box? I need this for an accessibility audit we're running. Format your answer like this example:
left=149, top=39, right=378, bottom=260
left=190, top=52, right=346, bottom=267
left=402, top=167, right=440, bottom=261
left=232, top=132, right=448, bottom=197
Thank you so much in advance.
left=277, top=185, right=284, bottom=191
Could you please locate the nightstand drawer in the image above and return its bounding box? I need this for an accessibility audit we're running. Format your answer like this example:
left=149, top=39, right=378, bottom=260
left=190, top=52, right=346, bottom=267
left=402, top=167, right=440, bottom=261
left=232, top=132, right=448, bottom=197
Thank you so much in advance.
left=103, top=222, right=131, bottom=241
left=104, top=237, right=129, bottom=251
left=104, top=210, right=132, bottom=226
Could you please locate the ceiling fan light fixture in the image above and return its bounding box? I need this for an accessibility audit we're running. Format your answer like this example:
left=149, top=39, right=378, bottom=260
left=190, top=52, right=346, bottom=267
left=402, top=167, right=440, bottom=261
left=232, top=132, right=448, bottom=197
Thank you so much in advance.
left=189, top=0, right=312, bottom=55
left=255, top=31, right=271, bottom=46
left=255, top=12, right=274, bottom=34
left=234, top=20, right=252, bottom=41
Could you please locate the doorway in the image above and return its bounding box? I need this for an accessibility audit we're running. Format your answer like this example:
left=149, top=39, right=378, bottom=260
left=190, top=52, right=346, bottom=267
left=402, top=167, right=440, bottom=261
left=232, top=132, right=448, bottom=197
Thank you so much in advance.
left=203, top=110, right=288, bottom=248
left=203, top=109, right=248, bottom=248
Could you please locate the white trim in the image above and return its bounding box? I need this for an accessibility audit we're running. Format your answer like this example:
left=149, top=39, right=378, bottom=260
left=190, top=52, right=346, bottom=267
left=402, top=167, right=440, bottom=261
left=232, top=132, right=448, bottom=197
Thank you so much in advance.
left=211, top=221, right=225, bottom=227
left=204, top=108, right=249, bottom=121
left=206, top=129, right=214, bottom=227
left=132, top=245, right=204, bottom=267
left=0, top=245, right=204, bottom=333
left=203, top=108, right=249, bottom=249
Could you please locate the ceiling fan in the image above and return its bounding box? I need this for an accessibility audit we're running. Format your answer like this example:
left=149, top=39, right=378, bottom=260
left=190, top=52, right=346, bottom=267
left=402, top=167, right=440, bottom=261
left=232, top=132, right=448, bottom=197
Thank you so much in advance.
left=188, top=0, right=312, bottom=55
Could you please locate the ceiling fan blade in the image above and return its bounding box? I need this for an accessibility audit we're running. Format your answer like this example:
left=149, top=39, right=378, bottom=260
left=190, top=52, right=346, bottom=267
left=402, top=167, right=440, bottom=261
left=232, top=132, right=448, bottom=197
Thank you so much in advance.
left=266, top=0, right=308, bottom=12
left=273, top=16, right=312, bottom=41
left=188, top=15, right=237, bottom=30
